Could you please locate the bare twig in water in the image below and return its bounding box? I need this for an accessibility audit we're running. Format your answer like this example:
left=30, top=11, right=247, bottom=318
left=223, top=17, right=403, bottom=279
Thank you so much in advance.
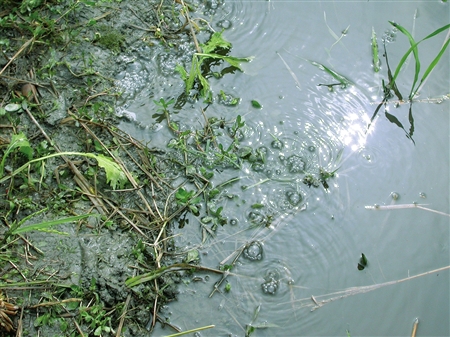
left=411, top=317, right=419, bottom=337
left=164, top=324, right=215, bottom=337
left=279, top=265, right=450, bottom=311
left=365, top=203, right=450, bottom=217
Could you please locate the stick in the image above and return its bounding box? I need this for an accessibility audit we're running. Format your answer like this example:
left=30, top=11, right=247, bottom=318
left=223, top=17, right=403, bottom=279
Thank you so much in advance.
left=164, top=325, right=215, bottom=337
left=0, top=38, right=34, bottom=77
left=411, top=318, right=419, bottom=337
left=365, top=203, right=450, bottom=217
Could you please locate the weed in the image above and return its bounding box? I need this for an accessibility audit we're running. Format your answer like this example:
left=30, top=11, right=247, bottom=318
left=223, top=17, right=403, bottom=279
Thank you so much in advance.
left=176, top=31, right=252, bottom=99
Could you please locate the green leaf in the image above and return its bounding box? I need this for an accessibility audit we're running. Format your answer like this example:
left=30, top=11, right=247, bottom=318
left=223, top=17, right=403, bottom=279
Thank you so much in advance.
left=93, top=154, right=127, bottom=190
left=415, top=36, right=450, bottom=96
left=389, top=22, right=420, bottom=99
left=11, top=214, right=92, bottom=235
left=175, top=64, right=188, bottom=81
left=185, top=249, right=199, bottom=263
left=388, top=23, right=450, bottom=97
left=371, top=27, right=380, bottom=72
left=201, top=31, right=231, bottom=54
left=307, top=60, right=352, bottom=87
left=0, top=132, right=33, bottom=177
left=251, top=100, right=262, bottom=109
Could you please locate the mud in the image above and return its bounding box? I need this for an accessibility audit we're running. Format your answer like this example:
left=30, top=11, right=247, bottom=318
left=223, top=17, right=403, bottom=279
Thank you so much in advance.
left=0, top=0, right=215, bottom=335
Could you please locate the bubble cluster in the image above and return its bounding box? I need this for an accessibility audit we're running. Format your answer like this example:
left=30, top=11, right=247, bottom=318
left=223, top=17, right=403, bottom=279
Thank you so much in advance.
left=271, top=139, right=283, bottom=149
left=286, top=155, right=306, bottom=173
left=261, top=278, right=278, bottom=295
left=261, top=269, right=280, bottom=295
left=243, top=241, right=263, bottom=261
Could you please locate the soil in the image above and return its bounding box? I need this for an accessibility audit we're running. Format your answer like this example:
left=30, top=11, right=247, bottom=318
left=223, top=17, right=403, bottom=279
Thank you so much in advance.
left=0, top=0, right=217, bottom=335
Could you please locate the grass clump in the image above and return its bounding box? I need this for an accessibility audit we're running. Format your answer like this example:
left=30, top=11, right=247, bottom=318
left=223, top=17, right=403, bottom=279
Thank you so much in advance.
left=94, top=25, right=126, bottom=54
left=369, top=22, right=450, bottom=142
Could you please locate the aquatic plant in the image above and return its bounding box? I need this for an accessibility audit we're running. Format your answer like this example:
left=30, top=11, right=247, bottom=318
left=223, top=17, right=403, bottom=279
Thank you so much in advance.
left=369, top=22, right=450, bottom=141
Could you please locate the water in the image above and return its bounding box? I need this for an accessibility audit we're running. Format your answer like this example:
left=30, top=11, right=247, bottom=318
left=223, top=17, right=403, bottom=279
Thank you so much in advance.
left=116, top=1, right=449, bottom=335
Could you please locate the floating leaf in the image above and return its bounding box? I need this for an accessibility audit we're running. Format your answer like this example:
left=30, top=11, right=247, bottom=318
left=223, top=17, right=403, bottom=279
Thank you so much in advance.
left=185, top=249, right=200, bottom=263
left=251, top=100, right=262, bottom=109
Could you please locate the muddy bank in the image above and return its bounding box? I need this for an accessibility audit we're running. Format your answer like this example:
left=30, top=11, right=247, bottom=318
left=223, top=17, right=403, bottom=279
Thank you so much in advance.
left=0, top=0, right=227, bottom=335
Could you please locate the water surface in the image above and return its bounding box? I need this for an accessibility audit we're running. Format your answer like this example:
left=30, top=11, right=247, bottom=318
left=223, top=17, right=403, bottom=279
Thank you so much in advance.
left=117, top=1, right=450, bottom=335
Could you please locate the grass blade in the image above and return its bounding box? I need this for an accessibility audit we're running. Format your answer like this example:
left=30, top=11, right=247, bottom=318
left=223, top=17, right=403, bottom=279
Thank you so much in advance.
left=307, top=60, right=352, bottom=87
left=414, top=34, right=450, bottom=97
left=371, top=27, right=380, bottom=72
left=11, top=214, right=92, bottom=235
left=389, top=21, right=420, bottom=99
left=384, top=44, right=403, bottom=101
left=276, top=52, right=301, bottom=90
left=388, top=23, right=450, bottom=95
left=408, top=104, right=415, bottom=144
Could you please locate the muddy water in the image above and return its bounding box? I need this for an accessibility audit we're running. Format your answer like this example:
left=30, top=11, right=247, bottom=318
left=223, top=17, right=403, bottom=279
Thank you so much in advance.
left=117, top=1, right=449, bottom=336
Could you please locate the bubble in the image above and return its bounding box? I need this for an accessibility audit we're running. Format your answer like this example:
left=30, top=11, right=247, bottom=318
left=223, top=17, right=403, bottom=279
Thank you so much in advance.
left=308, top=145, right=316, bottom=152
left=243, top=241, right=263, bottom=261
left=217, top=19, right=231, bottom=29
left=419, top=192, right=426, bottom=199
left=390, top=192, right=400, bottom=200
left=286, top=191, right=302, bottom=206
left=271, top=139, right=283, bottom=149
left=229, top=218, right=239, bottom=226
left=258, top=146, right=268, bottom=156
left=265, top=169, right=273, bottom=177
left=286, top=155, right=306, bottom=173
left=247, top=211, right=266, bottom=225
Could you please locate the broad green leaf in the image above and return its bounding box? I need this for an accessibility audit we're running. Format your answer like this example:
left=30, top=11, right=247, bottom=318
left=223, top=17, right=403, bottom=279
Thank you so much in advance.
left=201, top=31, right=231, bottom=54
left=93, top=154, right=127, bottom=190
